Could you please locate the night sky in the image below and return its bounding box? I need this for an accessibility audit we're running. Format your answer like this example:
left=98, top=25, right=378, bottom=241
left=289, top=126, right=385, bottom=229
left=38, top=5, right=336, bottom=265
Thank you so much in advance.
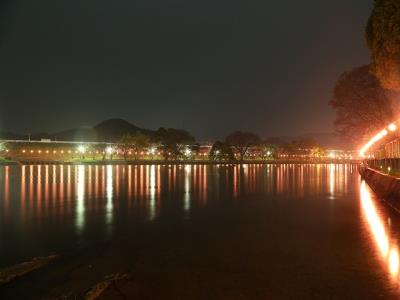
left=0, top=0, right=371, bottom=140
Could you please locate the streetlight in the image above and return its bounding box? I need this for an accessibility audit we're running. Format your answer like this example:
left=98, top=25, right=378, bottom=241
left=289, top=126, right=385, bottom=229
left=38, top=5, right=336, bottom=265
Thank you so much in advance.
left=147, top=147, right=156, bottom=160
left=78, top=145, right=86, bottom=154
left=184, top=148, right=191, bottom=157
left=106, top=147, right=113, bottom=154
left=105, top=146, right=114, bottom=161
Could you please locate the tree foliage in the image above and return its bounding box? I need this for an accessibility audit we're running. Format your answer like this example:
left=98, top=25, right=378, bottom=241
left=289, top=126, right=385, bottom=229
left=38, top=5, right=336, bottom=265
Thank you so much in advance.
left=0, top=142, right=7, bottom=157
left=118, top=132, right=150, bottom=160
left=225, top=131, right=261, bottom=161
left=282, top=138, right=320, bottom=156
left=155, top=128, right=195, bottom=160
left=209, top=141, right=235, bottom=161
left=329, top=65, right=396, bottom=142
left=310, top=146, right=325, bottom=159
left=366, top=0, right=400, bottom=90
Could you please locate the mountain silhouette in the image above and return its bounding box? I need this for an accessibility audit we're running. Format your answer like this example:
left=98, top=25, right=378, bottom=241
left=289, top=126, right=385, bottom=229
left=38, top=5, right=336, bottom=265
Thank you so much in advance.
left=0, top=119, right=156, bottom=142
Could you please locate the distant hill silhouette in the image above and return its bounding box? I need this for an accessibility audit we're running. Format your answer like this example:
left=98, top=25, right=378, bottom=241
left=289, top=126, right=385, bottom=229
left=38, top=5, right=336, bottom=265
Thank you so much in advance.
left=94, top=119, right=154, bottom=142
left=0, top=119, right=157, bottom=142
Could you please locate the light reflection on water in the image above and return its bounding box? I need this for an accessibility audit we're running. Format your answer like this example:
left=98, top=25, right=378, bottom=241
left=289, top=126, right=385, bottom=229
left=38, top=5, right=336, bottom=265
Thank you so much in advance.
left=106, top=165, right=113, bottom=226
left=360, top=181, right=400, bottom=282
left=76, top=165, right=85, bottom=232
left=3, top=162, right=394, bottom=280
left=0, top=164, right=356, bottom=224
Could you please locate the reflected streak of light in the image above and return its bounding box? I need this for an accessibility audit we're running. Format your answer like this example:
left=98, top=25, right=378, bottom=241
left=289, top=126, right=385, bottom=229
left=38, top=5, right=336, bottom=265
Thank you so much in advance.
left=95, top=166, right=99, bottom=199
left=157, top=165, right=161, bottom=194
left=45, top=165, right=49, bottom=205
left=59, top=165, right=64, bottom=201
left=67, top=166, right=71, bottom=211
left=184, top=165, right=191, bottom=213
left=76, top=165, right=85, bottom=232
left=149, top=165, right=156, bottom=220
left=128, top=166, right=132, bottom=201
left=360, top=181, right=400, bottom=280
left=106, top=165, right=113, bottom=225
left=361, top=181, right=389, bottom=257
left=233, top=166, right=238, bottom=198
left=173, top=165, right=177, bottom=191
left=67, top=166, right=71, bottom=209
left=168, top=166, right=172, bottom=192
left=52, top=165, right=56, bottom=201
left=329, top=164, right=334, bottom=197
left=101, top=166, right=106, bottom=199
left=29, top=166, right=33, bottom=207
left=134, top=166, right=138, bottom=195
left=36, top=165, right=41, bottom=203
left=277, top=166, right=283, bottom=193
left=116, top=166, right=120, bottom=198
left=300, top=165, right=304, bottom=196
left=203, top=165, right=207, bottom=203
left=140, top=166, right=144, bottom=197
left=21, top=166, right=26, bottom=215
left=88, top=166, right=92, bottom=197
left=4, top=166, right=9, bottom=212
left=390, top=248, right=400, bottom=277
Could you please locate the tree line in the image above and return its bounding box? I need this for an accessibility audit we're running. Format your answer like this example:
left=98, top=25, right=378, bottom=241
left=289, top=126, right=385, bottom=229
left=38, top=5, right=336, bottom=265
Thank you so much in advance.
left=113, top=129, right=324, bottom=162
left=0, top=129, right=327, bottom=162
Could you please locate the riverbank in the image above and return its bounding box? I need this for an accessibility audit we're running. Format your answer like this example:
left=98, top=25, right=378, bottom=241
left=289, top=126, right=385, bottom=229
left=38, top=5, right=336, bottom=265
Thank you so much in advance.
left=2, top=158, right=359, bottom=166
left=0, top=158, right=18, bottom=165
left=359, top=165, right=400, bottom=199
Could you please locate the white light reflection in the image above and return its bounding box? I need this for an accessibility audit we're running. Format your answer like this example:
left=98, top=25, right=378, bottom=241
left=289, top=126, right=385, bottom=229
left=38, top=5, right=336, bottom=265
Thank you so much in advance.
left=329, top=163, right=335, bottom=198
left=106, top=165, right=113, bottom=226
left=184, top=165, right=191, bottom=213
left=76, top=165, right=85, bottom=232
left=390, top=248, right=400, bottom=277
left=149, top=165, right=156, bottom=221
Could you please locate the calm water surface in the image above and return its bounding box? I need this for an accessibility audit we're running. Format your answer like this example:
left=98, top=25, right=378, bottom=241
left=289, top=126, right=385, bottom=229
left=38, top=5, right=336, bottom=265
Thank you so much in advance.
left=1, top=164, right=400, bottom=298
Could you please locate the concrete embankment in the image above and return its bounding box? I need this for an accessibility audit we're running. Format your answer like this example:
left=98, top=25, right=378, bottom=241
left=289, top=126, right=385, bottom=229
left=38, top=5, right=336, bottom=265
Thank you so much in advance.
left=359, top=166, right=400, bottom=199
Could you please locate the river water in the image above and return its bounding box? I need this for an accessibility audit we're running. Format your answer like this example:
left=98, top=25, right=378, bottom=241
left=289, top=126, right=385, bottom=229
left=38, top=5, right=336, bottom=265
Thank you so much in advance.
left=1, top=164, right=400, bottom=298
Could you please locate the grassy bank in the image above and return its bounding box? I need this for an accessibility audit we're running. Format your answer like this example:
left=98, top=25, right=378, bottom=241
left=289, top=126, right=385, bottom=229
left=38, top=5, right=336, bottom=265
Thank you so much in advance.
left=0, top=158, right=18, bottom=165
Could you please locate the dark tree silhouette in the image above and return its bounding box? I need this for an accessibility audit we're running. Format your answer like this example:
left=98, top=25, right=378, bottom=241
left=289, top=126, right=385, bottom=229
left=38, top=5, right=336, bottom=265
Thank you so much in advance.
left=155, top=128, right=195, bottom=160
left=225, top=131, right=261, bottom=161
left=367, top=0, right=400, bottom=91
left=209, top=141, right=235, bottom=161
left=118, top=132, right=150, bottom=160
left=329, top=65, right=397, bottom=142
left=282, top=138, right=320, bottom=157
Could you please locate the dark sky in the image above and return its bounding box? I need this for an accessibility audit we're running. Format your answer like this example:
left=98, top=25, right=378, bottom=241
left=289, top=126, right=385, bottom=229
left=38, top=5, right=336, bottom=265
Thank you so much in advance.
left=0, top=0, right=372, bottom=140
